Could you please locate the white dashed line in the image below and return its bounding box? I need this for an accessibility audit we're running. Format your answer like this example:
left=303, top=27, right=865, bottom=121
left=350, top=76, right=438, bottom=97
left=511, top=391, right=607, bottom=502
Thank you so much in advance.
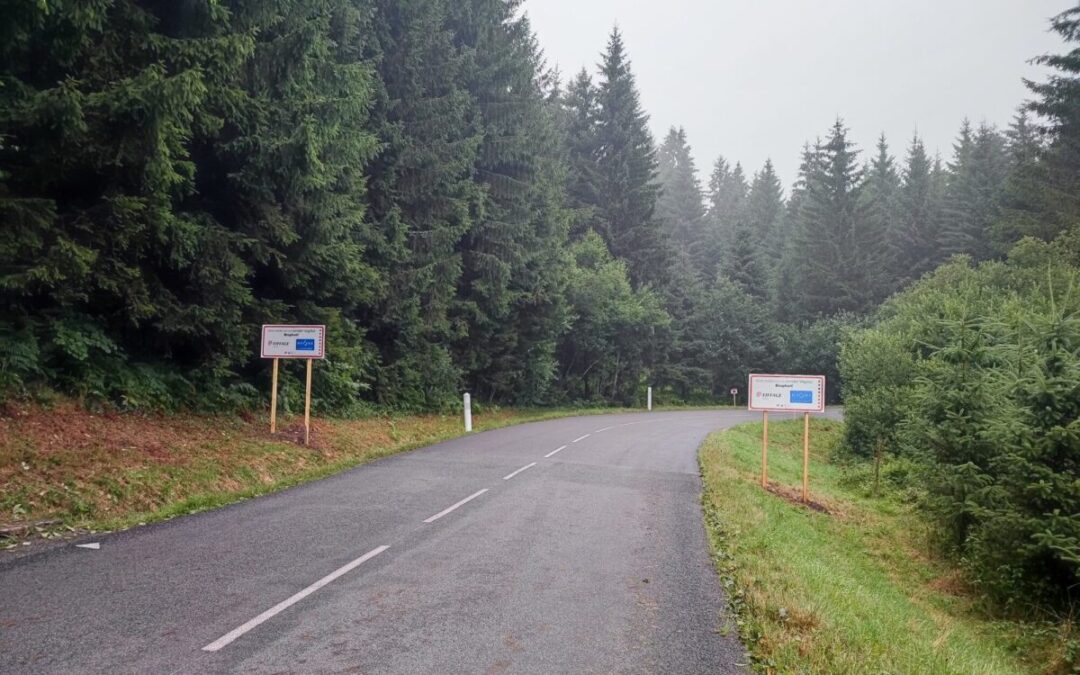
left=201, top=545, right=389, bottom=652
left=544, top=445, right=568, bottom=458
left=572, top=434, right=591, bottom=443
left=594, top=426, right=615, bottom=433
left=423, top=489, right=489, bottom=524
left=502, top=462, right=537, bottom=481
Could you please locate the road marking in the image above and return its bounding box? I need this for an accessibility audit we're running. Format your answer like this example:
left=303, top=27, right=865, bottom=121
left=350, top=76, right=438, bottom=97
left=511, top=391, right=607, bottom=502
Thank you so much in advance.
left=75, top=543, right=100, bottom=550
left=594, top=426, right=615, bottom=433
left=423, top=489, right=489, bottom=524
left=544, top=445, right=568, bottom=458
left=201, top=545, right=389, bottom=652
left=502, top=462, right=537, bottom=480
left=572, top=434, right=591, bottom=443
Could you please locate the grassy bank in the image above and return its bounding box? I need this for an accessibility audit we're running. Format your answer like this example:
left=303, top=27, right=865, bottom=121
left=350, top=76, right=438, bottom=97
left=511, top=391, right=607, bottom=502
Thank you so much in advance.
left=1, top=402, right=630, bottom=545
left=699, top=418, right=1074, bottom=675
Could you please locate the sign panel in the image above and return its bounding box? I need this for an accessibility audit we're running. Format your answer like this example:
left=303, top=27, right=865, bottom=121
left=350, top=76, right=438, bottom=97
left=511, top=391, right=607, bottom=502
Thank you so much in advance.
left=748, top=374, right=825, bottom=413
left=261, top=325, right=326, bottom=359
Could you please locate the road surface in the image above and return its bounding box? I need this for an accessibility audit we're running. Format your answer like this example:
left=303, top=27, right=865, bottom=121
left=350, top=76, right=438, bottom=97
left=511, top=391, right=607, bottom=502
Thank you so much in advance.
left=0, top=410, right=795, bottom=674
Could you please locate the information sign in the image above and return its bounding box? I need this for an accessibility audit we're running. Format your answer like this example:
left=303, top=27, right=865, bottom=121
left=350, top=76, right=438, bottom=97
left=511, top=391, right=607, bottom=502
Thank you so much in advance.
left=748, top=374, right=825, bottom=413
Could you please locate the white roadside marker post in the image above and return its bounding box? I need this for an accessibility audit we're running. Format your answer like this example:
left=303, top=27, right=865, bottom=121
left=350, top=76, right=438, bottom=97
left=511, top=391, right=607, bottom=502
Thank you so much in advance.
left=463, top=392, right=473, bottom=432
left=647, top=386, right=653, bottom=411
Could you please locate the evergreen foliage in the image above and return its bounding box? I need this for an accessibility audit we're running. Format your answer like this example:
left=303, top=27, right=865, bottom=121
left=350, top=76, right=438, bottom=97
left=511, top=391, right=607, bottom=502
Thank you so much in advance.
left=2, top=0, right=1080, bottom=432
left=840, top=237, right=1080, bottom=608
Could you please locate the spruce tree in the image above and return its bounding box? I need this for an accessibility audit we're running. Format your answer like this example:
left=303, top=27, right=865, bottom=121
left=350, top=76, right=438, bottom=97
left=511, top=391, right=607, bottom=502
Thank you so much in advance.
left=861, top=134, right=902, bottom=294
left=940, top=121, right=1008, bottom=260
left=1004, top=6, right=1080, bottom=244
left=891, top=134, right=943, bottom=284
left=656, top=126, right=706, bottom=259
left=592, top=27, right=669, bottom=288
left=362, top=0, right=483, bottom=408
left=447, top=0, right=569, bottom=404
left=722, top=161, right=782, bottom=299
left=787, top=120, right=884, bottom=319
left=751, top=160, right=786, bottom=266
left=700, top=156, right=748, bottom=280
left=1, top=0, right=270, bottom=404
left=559, top=68, right=603, bottom=239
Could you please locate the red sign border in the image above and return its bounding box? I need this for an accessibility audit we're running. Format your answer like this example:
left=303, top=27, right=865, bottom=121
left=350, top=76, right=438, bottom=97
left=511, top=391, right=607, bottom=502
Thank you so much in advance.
left=747, top=373, right=826, bottom=413
left=260, top=324, right=326, bottom=359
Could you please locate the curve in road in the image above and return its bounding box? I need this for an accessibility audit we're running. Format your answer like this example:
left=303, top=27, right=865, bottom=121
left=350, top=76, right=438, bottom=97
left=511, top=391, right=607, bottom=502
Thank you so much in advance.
left=0, top=410, right=798, bottom=674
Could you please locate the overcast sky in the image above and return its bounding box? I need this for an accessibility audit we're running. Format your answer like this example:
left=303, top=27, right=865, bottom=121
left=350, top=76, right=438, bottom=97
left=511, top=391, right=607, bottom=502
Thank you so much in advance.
left=525, top=0, right=1066, bottom=190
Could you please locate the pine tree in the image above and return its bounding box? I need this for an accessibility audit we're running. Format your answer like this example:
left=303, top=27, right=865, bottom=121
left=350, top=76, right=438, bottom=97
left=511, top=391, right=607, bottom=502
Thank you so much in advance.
left=0, top=0, right=271, bottom=404
left=656, top=126, right=706, bottom=258
left=940, top=121, right=1008, bottom=260
left=1004, top=7, right=1080, bottom=244
left=559, top=68, right=603, bottom=239
left=996, top=108, right=1057, bottom=247
left=361, top=0, right=483, bottom=408
left=890, top=134, right=943, bottom=284
left=773, top=143, right=821, bottom=320
left=861, top=134, right=902, bottom=293
left=787, top=120, right=884, bottom=319
left=447, top=0, right=570, bottom=404
left=592, top=27, right=670, bottom=287
left=722, top=161, right=782, bottom=299
left=751, top=160, right=786, bottom=266
left=699, top=156, right=748, bottom=279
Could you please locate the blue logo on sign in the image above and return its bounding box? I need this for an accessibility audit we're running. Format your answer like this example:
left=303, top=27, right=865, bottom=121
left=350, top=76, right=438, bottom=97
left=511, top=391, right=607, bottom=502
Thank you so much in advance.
left=296, top=339, right=315, bottom=351
left=790, top=390, right=813, bottom=404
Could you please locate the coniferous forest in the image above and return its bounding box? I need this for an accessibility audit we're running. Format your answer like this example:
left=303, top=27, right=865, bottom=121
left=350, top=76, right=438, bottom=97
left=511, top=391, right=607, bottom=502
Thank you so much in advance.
left=1, top=0, right=1078, bottom=420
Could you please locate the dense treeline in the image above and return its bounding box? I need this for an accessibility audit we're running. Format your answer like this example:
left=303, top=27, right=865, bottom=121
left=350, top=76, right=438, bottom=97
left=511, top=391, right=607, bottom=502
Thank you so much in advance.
left=0, top=0, right=1074, bottom=414
left=839, top=7, right=1080, bottom=610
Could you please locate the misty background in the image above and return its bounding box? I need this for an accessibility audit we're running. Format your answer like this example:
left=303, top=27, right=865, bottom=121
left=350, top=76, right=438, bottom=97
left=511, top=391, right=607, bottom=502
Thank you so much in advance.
left=527, top=0, right=1064, bottom=186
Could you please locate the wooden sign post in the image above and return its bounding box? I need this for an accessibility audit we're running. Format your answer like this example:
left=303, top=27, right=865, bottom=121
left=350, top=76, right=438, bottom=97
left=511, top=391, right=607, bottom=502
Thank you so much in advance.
left=261, top=325, right=326, bottom=446
left=802, top=411, right=811, bottom=502
left=761, top=410, right=769, bottom=487
left=270, top=357, right=280, bottom=433
left=747, top=374, right=826, bottom=502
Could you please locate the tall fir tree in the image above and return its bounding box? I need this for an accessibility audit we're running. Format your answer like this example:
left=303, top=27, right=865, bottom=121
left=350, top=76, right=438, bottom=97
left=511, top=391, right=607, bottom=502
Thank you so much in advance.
left=787, top=121, right=885, bottom=319
left=890, top=134, right=943, bottom=285
left=940, top=121, right=1009, bottom=261
left=655, top=126, right=706, bottom=269
left=723, top=161, right=782, bottom=299
left=592, top=27, right=670, bottom=288
left=860, top=134, right=902, bottom=295
left=361, top=0, right=483, bottom=408
left=1003, top=6, right=1080, bottom=244
left=446, top=0, right=569, bottom=404
left=558, top=68, right=603, bottom=240
left=700, top=156, right=748, bottom=280
left=995, top=110, right=1048, bottom=249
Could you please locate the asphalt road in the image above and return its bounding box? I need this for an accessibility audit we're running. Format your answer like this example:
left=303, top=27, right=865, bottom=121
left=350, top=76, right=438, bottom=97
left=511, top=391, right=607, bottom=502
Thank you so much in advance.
left=0, top=409, right=798, bottom=674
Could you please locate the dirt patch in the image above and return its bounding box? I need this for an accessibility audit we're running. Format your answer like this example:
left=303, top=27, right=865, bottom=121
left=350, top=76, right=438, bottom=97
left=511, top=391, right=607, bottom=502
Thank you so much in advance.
left=764, top=481, right=837, bottom=515
left=927, top=570, right=972, bottom=597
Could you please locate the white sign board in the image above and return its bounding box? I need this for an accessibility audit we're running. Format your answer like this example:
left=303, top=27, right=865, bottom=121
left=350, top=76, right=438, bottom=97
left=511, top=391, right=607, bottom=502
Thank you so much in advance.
left=748, top=374, right=825, bottom=413
left=261, top=325, right=326, bottom=359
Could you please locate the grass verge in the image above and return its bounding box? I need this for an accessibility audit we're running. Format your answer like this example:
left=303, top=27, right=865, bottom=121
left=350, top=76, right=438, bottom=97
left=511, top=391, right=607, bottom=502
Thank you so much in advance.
left=699, top=418, right=1075, bottom=675
left=1, top=402, right=631, bottom=545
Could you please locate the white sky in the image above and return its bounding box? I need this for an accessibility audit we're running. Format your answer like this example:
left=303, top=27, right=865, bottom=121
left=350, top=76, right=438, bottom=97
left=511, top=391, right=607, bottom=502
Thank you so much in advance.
left=525, top=0, right=1067, bottom=189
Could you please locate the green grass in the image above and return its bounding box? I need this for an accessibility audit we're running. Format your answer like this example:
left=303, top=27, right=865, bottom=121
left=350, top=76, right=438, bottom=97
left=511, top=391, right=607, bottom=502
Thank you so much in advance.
left=699, top=418, right=1074, bottom=675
